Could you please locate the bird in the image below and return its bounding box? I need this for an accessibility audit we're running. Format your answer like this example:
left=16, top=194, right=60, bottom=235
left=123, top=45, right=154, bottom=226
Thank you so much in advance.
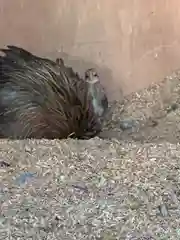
left=0, top=45, right=108, bottom=140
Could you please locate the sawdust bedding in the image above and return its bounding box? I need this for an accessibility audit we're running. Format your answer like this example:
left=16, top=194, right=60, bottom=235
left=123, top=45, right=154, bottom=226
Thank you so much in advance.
left=1, top=71, right=180, bottom=239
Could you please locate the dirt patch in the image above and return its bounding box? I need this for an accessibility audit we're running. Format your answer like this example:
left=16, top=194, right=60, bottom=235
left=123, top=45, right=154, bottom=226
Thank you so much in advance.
left=1, top=71, right=180, bottom=239
left=102, top=70, right=180, bottom=144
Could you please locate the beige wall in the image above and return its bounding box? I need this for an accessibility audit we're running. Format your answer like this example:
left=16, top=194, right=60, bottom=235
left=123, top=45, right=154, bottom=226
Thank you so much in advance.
left=1, top=0, right=180, bottom=100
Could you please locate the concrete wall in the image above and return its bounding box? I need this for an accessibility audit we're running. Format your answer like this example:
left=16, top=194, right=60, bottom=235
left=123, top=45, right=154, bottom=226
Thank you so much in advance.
left=1, top=0, right=180, bottom=100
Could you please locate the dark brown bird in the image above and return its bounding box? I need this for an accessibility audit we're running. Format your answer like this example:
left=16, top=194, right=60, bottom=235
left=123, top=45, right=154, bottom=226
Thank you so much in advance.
left=0, top=45, right=108, bottom=140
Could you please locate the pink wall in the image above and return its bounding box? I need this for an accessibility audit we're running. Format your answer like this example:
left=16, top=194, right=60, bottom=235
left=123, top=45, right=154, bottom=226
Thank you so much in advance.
left=1, top=0, right=180, bottom=100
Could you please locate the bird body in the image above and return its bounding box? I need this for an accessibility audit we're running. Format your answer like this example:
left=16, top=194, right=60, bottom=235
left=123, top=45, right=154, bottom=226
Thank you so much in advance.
left=0, top=45, right=108, bottom=139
